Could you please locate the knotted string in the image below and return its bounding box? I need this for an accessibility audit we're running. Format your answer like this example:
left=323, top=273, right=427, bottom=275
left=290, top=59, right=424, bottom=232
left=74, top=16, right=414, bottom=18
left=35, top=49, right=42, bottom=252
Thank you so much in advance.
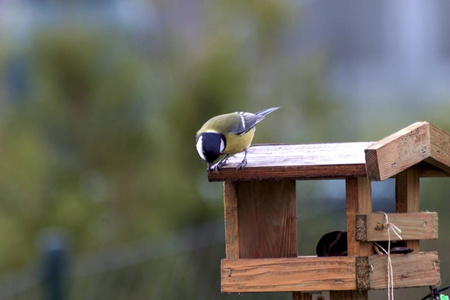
left=375, top=212, right=403, bottom=300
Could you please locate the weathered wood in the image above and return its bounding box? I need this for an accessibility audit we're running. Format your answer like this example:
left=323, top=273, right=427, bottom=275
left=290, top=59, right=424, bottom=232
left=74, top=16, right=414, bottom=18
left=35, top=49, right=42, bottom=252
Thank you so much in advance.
left=346, top=177, right=373, bottom=256
left=368, top=251, right=440, bottom=289
left=221, top=257, right=356, bottom=293
left=396, top=168, right=421, bottom=252
left=224, top=181, right=239, bottom=259
left=365, top=122, right=430, bottom=181
left=365, top=122, right=450, bottom=181
left=355, top=212, right=438, bottom=242
left=415, top=160, right=450, bottom=177
left=237, top=180, right=297, bottom=259
left=209, top=122, right=450, bottom=182
left=209, top=142, right=371, bottom=181
left=355, top=256, right=370, bottom=290
left=331, top=177, right=372, bottom=300
left=429, top=124, right=450, bottom=173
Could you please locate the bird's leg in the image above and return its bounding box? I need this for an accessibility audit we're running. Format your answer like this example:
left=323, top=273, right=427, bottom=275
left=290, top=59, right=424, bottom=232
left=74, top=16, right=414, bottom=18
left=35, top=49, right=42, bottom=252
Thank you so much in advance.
left=216, top=154, right=230, bottom=168
left=210, top=154, right=230, bottom=173
left=236, top=149, right=248, bottom=170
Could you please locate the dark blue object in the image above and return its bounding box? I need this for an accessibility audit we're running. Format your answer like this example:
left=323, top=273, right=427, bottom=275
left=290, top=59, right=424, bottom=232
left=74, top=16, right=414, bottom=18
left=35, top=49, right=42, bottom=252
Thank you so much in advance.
left=39, top=230, right=70, bottom=300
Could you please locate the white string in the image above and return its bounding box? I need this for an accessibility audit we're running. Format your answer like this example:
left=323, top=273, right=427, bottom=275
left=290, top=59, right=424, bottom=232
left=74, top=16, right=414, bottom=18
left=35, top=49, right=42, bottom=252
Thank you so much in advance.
left=378, top=212, right=403, bottom=300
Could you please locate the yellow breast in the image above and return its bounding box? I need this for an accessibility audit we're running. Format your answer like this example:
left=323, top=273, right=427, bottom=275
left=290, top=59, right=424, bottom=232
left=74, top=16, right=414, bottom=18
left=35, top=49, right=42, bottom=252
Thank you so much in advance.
left=223, top=128, right=255, bottom=154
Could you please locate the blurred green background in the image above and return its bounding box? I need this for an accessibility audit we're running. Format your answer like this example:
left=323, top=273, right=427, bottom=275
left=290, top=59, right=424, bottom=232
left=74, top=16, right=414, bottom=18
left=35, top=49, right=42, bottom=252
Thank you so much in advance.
left=0, top=1, right=449, bottom=299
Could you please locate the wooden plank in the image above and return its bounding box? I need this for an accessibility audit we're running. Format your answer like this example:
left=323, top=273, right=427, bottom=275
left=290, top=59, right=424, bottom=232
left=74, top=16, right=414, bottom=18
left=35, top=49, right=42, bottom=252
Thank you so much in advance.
left=237, top=180, right=297, bottom=259
left=208, top=123, right=450, bottom=181
left=396, top=168, right=421, bottom=252
left=415, top=160, right=450, bottom=177
left=368, top=251, right=440, bottom=289
left=209, top=142, right=371, bottom=181
left=365, top=122, right=431, bottom=181
left=355, top=212, right=438, bottom=242
left=221, top=257, right=356, bottom=293
left=429, top=124, right=450, bottom=174
left=224, top=181, right=239, bottom=259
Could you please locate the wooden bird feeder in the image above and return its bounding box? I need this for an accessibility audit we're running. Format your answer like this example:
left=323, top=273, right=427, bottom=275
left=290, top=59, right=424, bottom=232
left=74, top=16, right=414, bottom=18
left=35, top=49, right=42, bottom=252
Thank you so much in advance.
left=209, top=121, right=450, bottom=300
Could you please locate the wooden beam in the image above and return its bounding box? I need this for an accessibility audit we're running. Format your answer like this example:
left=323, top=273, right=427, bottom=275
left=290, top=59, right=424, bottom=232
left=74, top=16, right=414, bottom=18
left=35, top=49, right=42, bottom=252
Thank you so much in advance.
left=429, top=124, right=450, bottom=174
left=330, top=177, right=372, bottom=300
left=396, top=168, right=421, bottom=252
left=355, top=212, right=438, bottom=242
left=365, top=122, right=430, bottom=181
left=210, top=122, right=450, bottom=182
left=224, top=181, right=239, bottom=259
left=365, top=122, right=450, bottom=181
left=346, top=177, right=373, bottom=256
left=368, top=251, right=440, bottom=289
left=221, top=257, right=356, bottom=293
left=209, top=142, right=371, bottom=181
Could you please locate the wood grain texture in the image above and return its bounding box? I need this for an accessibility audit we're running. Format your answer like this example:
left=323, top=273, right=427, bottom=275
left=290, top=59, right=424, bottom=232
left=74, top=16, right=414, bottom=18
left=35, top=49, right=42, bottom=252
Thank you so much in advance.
left=346, top=177, right=373, bottom=256
left=365, top=122, right=430, bottom=181
left=355, top=212, right=438, bottom=242
left=332, top=177, right=372, bottom=300
left=396, top=168, right=421, bottom=252
left=365, top=122, right=450, bottom=181
left=429, top=124, right=450, bottom=174
left=237, top=180, right=297, bottom=258
left=209, top=142, right=372, bottom=181
left=208, top=122, right=450, bottom=182
left=368, top=251, right=440, bottom=289
left=221, top=257, right=356, bottom=293
left=224, top=181, right=239, bottom=259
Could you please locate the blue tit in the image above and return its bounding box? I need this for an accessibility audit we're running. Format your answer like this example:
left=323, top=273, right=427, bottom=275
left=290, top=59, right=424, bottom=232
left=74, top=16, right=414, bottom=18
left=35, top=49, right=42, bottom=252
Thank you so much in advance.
left=196, top=107, right=279, bottom=172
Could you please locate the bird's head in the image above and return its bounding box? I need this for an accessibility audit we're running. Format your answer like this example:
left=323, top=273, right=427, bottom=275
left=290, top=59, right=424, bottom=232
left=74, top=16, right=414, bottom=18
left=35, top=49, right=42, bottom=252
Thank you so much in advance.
left=196, top=132, right=226, bottom=169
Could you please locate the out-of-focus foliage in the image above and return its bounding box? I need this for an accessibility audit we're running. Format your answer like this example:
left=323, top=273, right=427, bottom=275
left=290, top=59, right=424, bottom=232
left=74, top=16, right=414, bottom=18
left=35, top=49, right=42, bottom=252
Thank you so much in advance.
left=0, top=0, right=333, bottom=274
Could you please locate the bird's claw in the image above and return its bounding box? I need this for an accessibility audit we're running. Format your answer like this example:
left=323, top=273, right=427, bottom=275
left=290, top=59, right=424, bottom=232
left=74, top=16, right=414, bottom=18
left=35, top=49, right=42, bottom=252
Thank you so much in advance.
left=208, top=161, right=226, bottom=174
left=207, top=156, right=246, bottom=173
left=236, top=159, right=247, bottom=170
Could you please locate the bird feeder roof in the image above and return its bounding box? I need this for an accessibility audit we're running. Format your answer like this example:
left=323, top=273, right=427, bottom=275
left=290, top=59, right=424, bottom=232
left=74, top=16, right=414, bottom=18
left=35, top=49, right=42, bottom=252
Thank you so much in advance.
left=208, top=122, right=450, bottom=182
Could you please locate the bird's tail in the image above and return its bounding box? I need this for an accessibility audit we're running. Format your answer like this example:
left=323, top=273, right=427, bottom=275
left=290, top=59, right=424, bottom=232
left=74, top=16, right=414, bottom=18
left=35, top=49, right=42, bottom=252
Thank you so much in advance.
left=254, top=107, right=280, bottom=117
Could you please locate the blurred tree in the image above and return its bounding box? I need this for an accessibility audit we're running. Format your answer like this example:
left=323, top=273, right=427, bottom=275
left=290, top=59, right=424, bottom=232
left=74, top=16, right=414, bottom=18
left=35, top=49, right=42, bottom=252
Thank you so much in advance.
left=0, top=1, right=341, bottom=274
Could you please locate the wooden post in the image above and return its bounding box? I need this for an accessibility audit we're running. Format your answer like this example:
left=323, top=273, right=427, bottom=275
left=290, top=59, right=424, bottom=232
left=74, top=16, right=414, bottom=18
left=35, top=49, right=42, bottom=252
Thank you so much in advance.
left=331, top=177, right=372, bottom=300
left=345, top=177, right=373, bottom=256
left=395, top=167, right=420, bottom=252
left=224, top=181, right=239, bottom=259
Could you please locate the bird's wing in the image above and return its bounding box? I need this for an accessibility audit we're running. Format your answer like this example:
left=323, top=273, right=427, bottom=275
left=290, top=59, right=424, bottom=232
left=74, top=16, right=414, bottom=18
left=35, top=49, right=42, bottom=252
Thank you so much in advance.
left=228, top=112, right=265, bottom=135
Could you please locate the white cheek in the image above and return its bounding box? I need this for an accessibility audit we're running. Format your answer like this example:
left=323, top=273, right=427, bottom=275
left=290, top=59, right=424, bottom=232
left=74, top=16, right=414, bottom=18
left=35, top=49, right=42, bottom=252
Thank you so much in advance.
left=196, top=136, right=207, bottom=161
left=220, top=139, right=225, bottom=153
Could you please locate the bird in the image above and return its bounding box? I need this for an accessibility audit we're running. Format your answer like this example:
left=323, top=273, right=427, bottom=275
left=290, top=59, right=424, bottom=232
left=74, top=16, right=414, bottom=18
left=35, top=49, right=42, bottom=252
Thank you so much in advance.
left=316, top=230, right=413, bottom=257
left=196, top=107, right=279, bottom=172
left=316, top=230, right=348, bottom=257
